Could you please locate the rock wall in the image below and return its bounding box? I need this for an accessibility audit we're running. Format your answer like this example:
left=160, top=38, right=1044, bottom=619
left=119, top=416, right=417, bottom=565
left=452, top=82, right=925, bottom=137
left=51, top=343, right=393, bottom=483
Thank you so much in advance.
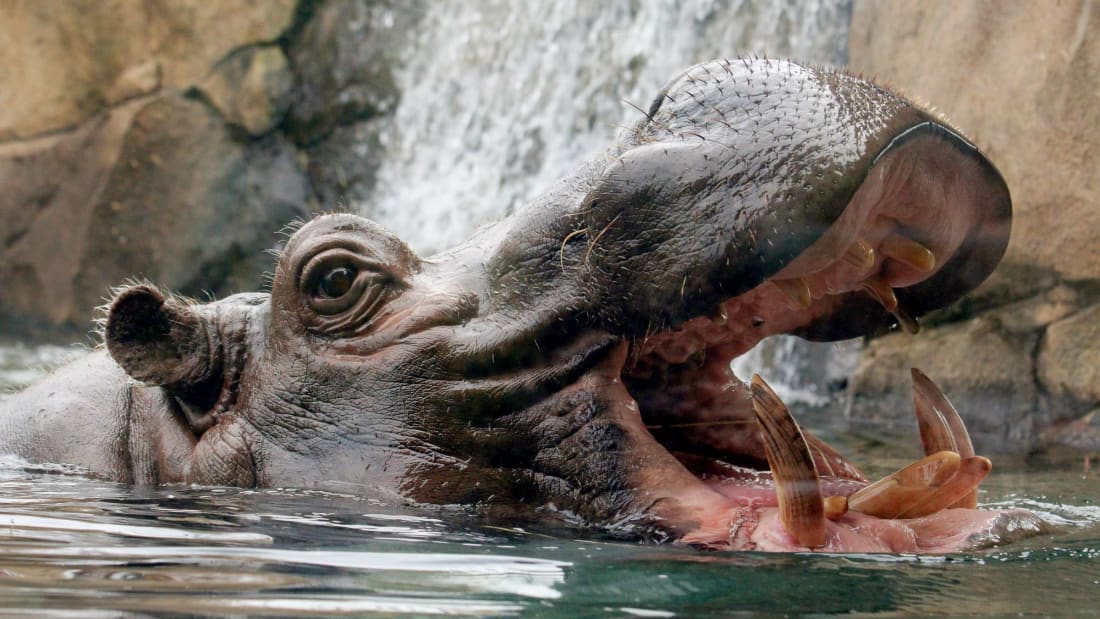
left=847, top=0, right=1100, bottom=452
left=0, top=0, right=416, bottom=337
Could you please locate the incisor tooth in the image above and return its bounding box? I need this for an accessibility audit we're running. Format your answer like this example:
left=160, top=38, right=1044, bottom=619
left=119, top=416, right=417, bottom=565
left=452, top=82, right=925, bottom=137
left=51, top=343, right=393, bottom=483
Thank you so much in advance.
left=911, top=368, right=977, bottom=508
left=881, top=234, right=936, bottom=273
left=750, top=375, right=825, bottom=548
left=711, top=304, right=729, bottom=326
left=893, top=305, right=920, bottom=334
left=847, top=450, right=962, bottom=519
left=773, top=278, right=812, bottom=310
left=861, top=275, right=898, bottom=312
left=841, top=239, right=876, bottom=272
left=896, top=456, right=990, bottom=518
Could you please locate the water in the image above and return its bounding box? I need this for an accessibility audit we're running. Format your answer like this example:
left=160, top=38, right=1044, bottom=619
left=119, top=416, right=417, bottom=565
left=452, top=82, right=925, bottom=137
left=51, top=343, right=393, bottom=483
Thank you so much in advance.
left=0, top=452, right=1096, bottom=616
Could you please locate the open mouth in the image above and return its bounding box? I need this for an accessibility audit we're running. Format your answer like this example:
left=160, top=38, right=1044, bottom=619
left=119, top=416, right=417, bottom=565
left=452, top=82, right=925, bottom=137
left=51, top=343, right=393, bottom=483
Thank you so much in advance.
left=601, top=124, right=1029, bottom=551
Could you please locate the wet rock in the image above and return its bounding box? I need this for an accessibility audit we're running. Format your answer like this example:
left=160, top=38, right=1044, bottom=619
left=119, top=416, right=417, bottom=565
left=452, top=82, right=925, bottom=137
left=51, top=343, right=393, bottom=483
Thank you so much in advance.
left=305, top=119, right=388, bottom=211
left=0, top=0, right=296, bottom=140
left=1038, top=302, right=1100, bottom=415
left=847, top=317, right=1040, bottom=453
left=286, top=0, right=417, bottom=145
left=200, top=46, right=294, bottom=136
left=71, top=95, right=309, bottom=314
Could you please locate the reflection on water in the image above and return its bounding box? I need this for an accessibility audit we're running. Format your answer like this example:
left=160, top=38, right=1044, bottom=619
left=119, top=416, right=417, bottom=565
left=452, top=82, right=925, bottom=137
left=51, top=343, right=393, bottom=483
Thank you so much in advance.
left=0, top=450, right=1097, bottom=615
left=3, top=352, right=1100, bottom=615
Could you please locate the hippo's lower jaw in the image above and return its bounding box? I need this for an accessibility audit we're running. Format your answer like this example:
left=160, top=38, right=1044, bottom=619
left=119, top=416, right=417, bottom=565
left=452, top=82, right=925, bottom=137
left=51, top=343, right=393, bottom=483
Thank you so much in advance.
left=670, top=373, right=1047, bottom=552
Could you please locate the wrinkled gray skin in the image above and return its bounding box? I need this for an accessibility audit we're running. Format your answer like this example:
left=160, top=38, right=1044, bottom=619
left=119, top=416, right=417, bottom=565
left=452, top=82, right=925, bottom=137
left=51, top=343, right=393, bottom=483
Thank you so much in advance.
left=0, top=59, right=1012, bottom=548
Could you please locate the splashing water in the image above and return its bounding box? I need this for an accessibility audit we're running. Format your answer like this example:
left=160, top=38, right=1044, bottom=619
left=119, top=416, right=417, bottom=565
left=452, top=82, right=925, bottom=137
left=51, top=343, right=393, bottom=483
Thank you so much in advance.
left=366, top=0, right=851, bottom=255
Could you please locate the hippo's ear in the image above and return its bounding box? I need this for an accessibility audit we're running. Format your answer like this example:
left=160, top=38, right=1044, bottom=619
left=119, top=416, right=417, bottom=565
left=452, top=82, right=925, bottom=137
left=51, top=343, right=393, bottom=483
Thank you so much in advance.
left=105, top=285, right=224, bottom=429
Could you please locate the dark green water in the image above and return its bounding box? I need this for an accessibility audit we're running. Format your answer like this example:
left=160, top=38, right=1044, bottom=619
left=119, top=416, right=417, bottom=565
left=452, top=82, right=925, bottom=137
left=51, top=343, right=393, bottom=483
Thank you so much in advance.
left=2, top=347, right=1099, bottom=617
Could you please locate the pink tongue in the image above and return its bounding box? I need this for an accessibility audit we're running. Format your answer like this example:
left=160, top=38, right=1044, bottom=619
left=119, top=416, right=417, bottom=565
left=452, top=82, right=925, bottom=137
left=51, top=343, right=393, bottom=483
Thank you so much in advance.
left=748, top=507, right=1044, bottom=553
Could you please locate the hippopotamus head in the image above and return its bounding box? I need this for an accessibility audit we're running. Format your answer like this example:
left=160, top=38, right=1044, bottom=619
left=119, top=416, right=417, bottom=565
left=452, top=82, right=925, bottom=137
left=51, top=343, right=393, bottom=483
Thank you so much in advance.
left=69, top=59, right=1031, bottom=550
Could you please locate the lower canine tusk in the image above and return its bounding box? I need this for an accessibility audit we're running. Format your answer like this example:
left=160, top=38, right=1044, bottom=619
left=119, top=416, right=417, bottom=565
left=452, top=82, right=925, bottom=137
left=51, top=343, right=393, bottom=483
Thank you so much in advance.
left=911, top=368, right=978, bottom=508
left=750, top=375, right=826, bottom=547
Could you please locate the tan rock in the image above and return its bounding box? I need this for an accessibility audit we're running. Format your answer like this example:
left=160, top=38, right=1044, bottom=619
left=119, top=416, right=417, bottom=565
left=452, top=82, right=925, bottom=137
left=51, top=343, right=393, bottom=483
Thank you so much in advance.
left=990, top=284, right=1085, bottom=334
left=0, top=98, right=150, bottom=328
left=847, top=316, right=1041, bottom=452
left=1039, top=302, right=1100, bottom=408
left=849, top=0, right=1100, bottom=283
left=0, top=95, right=309, bottom=333
left=201, top=46, right=294, bottom=136
left=0, top=0, right=295, bottom=140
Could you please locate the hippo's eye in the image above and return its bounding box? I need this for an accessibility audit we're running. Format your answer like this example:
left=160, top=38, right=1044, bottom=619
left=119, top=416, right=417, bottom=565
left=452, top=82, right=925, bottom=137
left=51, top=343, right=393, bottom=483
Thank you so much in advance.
left=319, top=266, right=357, bottom=299
left=300, top=249, right=403, bottom=326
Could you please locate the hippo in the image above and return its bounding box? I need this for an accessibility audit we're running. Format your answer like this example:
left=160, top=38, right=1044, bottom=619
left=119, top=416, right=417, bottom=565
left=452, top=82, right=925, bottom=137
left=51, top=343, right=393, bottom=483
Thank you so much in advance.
left=0, top=58, right=1042, bottom=552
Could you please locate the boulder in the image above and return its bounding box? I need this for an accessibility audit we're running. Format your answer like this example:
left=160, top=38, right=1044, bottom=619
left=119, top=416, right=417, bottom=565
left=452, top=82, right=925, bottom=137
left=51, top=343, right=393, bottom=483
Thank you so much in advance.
left=0, top=1, right=310, bottom=335
left=0, top=95, right=309, bottom=335
left=0, top=0, right=296, bottom=141
left=1039, top=302, right=1100, bottom=415
left=847, top=317, right=1040, bottom=453
left=0, top=99, right=149, bottom=330
left=71, top=96, right=309, bottom=312
left=200, top=46, right=295, bottom=136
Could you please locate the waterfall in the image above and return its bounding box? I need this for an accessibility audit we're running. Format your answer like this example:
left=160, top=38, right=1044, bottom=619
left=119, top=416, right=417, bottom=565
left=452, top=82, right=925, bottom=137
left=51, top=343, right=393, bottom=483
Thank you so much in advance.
left=363, top=0, right=856, bottom=411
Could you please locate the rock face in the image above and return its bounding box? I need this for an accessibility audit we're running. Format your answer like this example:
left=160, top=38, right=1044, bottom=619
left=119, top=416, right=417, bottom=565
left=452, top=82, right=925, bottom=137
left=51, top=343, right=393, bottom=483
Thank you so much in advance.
left=847, top=0, right=1100, bottom=451
left=0, top=0, right=419, bottom=336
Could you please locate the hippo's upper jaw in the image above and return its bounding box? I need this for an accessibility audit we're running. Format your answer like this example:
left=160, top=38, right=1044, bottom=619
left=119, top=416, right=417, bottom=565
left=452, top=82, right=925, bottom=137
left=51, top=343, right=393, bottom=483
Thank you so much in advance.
left=55, top=58, right=1039, bottom=552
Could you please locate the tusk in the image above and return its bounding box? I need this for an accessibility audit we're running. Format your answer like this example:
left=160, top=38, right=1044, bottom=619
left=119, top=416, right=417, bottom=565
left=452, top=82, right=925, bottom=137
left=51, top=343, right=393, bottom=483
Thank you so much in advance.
left=861, top=275, right=898, bottom=313
left=881, top=234, right=936, bottom=273
left=772, top=278, right=812, bottom=311
left=710, top=303, right=729, bottom=325
left=911, top=368, right=978, bottom=508
left=896, top=456, right=991, bottom=518
left=847, top=450, right=961, bottom=519
left=750, top=375, right=826, bottom=547
left=892, top=305, right=920, bottom=334
left=841, top=239, right=876, bottom=273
